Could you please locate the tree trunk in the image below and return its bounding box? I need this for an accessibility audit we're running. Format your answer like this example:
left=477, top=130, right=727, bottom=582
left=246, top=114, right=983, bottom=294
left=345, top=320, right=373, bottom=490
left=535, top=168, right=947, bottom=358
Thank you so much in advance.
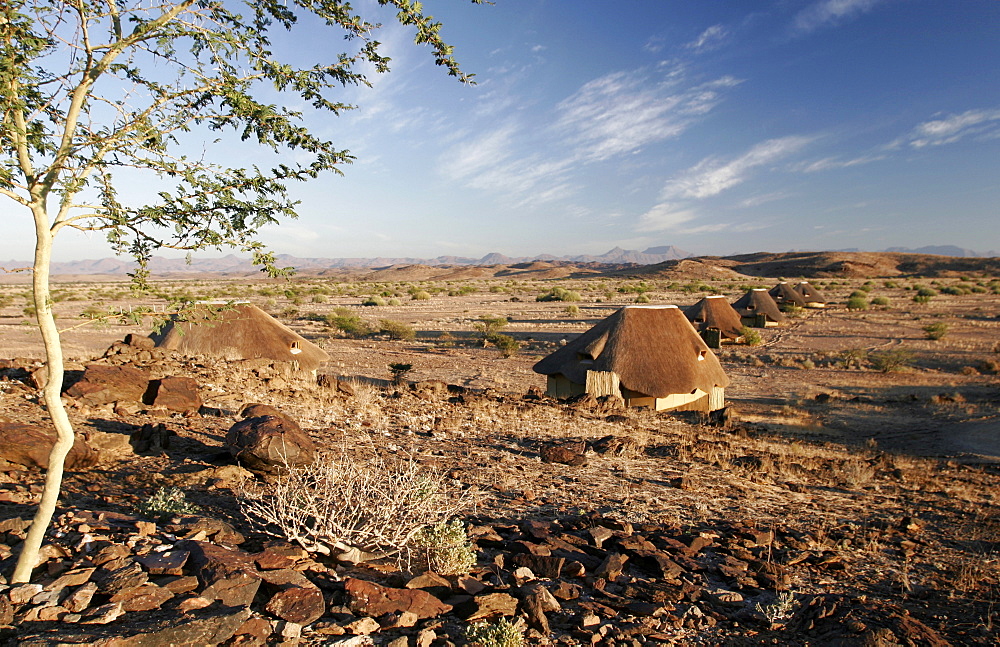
left=11, top=212, right=76, bottom=584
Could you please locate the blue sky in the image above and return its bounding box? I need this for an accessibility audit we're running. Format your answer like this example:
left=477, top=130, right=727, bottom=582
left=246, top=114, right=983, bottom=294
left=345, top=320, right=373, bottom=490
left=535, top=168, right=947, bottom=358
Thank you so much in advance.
left=17, top=0, right=1000, bottom=261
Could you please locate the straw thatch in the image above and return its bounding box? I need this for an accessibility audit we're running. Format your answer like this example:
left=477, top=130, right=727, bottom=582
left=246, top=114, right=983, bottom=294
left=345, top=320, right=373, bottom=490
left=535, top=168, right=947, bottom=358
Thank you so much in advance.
left=794, top=281, right=828, bottom=306
left=768, top=282, right=808, bottom=309
left=533, top=306, right=729, bottom=405
left=684, top=295, right=745, bottom=340
left=731, top=289, right=786, bottom=324
left=151, top=303, right=328, bottom=372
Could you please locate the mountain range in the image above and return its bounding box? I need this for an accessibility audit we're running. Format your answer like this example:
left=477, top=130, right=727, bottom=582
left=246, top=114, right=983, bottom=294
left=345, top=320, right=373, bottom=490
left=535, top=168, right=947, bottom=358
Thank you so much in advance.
left=2, top=244, right=996, bottom=276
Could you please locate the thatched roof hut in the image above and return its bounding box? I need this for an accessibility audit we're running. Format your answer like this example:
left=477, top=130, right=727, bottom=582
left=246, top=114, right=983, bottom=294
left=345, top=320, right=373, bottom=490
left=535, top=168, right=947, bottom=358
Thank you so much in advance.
left=731, top=289, right=785, bottom=326
left=684, top=295, right=745, bottom=341
left=768, top=282, right=808, bottom=310
left=794, top=281, right=828, bottom=307
left=151, top=303, right=328, bottom=373
left=532, top=305, right=729, bottom=412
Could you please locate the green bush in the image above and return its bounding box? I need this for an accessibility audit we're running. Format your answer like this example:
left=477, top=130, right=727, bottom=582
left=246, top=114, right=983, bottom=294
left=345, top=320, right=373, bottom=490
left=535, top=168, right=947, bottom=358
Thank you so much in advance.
left=473, top=316, right=508, bottom=344
left=846, top=296, right=869, bottom=311
left=389, top=363, right=414, bottom=385
left=913, top=287, right=936, bottom=305
left=634, top=294, right=651, bottom=304
left=407, top=519, right=476, bottom=575
left=379, top=319, right=416, bottom=341
left=563, top=304, right=580, bottom=315
left=740, top=326, right=763, bottom=347
left=411, top=290, right=431, bottom=301
left=465, top=618, right=523, bottom=647
left=325, top=308, right=373, bottom=338
left=870, top=296, right=891, bottom=308
left=536, top=287, right=581, bottom=302
left=923, top=322, right=949, bottom=340
left=361, top=295, right=385, bottom=307
left=870, top=348, right=914, bottom=373
left=489, top=334, right=520, bottom=358
left=138, top=487, right=199, bottom=520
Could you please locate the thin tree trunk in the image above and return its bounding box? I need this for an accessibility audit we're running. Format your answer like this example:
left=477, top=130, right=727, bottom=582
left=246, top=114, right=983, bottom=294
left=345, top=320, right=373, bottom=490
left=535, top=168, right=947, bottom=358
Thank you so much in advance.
left=11, top=211, right=76, bottom=584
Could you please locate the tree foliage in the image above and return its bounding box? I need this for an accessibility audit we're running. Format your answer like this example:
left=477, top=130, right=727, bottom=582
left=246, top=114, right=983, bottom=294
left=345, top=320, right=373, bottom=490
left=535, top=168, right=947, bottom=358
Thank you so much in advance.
left=1, top=0, right=477, bottom=583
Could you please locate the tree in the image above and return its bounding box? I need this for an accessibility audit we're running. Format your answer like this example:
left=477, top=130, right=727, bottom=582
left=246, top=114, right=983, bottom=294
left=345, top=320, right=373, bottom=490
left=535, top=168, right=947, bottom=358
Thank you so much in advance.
left=1, top=0, right=477, bottom=583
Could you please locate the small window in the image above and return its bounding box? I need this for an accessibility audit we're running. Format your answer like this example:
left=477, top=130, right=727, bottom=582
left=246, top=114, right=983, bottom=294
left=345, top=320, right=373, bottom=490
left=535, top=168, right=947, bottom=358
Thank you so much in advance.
left=698, top=350, right=707, bottom=361
left=290, top=341, right=302, bottom=355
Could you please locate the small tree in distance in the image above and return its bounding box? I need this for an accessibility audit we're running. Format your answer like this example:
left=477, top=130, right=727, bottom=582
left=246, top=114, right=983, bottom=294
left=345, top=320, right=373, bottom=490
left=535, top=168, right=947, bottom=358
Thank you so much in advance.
left=1, top=0, right=480, bottom=583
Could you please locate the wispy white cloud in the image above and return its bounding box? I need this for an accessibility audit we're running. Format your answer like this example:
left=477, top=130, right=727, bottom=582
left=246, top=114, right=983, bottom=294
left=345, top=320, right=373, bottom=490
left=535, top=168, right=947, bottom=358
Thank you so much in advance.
left=889, top=108, right=1000, bottom=149
left=739, top=191, right=791, bottom=208
left=686, top=24, right=729, bottom=52
left=794, top=153, right=886, bottom=173
left=660, top=136, right=814, bottom=200
left=439, top=65, right=741, bottom=203
left=554, top=68, right=742, bottom=163
left=637, top=136, right=814, bottom=232
left=792, top=0, right=886, bottom=34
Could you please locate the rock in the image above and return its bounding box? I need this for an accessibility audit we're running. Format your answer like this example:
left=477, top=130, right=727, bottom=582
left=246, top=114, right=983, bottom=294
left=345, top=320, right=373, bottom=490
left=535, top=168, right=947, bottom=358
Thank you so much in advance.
left=260, top=568, right=325, bottom=625
left=0, top=422, right=98, bottom=469
left=254, top=543, right=309, bottom=571
left=125, top=333, right=156, bottom=349
left=145, top=376, right=202, bottom=413
left=63, top=582, right=98, bottom=613
left=112, top=583, right=174, bottom=612
left=231, top=616, right=274, bottom=645
left=459, top=592, right=519, bottom=621
left=344, top=577, right=452, bottom=620
left=240, top=403, right=295, bottom=424
left=94, top=559, right=148, bottom=595
left=405, top=571, right=451, bottom=590
left=87, top=430, right=134, bottom=455
left=511, top=553, right=565, bottom=579
left=595, top=553, right=629, bottom=580
left=226, top=415, right=316, bottom=473
left=136, top=550, right=189, bottom=576
left=345, top=617, right=381, bottom=635
left=539, top=443, right=587, bottom=466
left=64, top=364, right=150, bottom=406
left=130, top=422, right=175, bottom=453
left=182, top=540, right=261, bottom=607
left=0, top=596, right=12, bottom=626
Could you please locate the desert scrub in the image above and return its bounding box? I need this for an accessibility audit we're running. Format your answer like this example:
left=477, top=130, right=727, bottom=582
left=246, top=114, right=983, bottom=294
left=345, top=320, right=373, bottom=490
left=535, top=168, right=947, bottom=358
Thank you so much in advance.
left=913, top=287, right=936, bottom=304
left=138, top=487, right=199, bottom=519
left=325, top=308, right=374, bottom=338
left=407, top=519, right=476, bottom=575
left=869, top=348, right=914, bottom=373
left=740, top=326, right=763, bottom=346
left=389, top=363, right=414, bottom=385
left=923, top=322, right=949, bottom=340
left=490, top=333, right=520, bottom=358
left=361, top=295, right=385, bottom=306
left=465, top=618, right=523, bottom=647
left=238, top=451, right=467, bottom=558
left=563, top=304, right=580, bottom=315
left=870, top=296, right=891, bottom=308
left=473, top=315, right=508, bottom=345
left=379, top=319, right=416, bottom=341
left=536, top=287, right=581, bottom=302
left=411, top=290, right=431, bottom=300
left=846, top=295, right=868, bottom=311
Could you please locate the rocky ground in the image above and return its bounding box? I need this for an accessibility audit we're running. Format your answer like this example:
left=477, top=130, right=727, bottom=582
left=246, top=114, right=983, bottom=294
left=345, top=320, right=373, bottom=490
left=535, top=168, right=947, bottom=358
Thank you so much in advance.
left=0, top=273, right=997, bottom=645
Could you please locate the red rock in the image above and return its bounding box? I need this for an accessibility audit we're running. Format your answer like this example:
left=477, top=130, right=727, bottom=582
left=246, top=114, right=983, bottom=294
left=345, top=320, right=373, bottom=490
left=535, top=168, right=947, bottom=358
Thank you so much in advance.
left=461, top=592, right=519, bottom=621
left=226, top=415, right=315, bottom=473
left=595, top=553, right=628, bottom=580
left=136, top=550, right=189, bottom=575
left=64, top=364, right=150, bottom=406
left=147, top=376, right=202, bottom=413
left=113, top=583, right=175, bottom=612
left=182, top=540, right=261, bottom=607
left=512, top=554, right=565, bottom=579
left=260, top=568, right=325, bottom=625
left=0, top=422, right=98, bottom=469
left=344, top=577, right=452, bottom=620
left=253, top=543, right=308, bottom=571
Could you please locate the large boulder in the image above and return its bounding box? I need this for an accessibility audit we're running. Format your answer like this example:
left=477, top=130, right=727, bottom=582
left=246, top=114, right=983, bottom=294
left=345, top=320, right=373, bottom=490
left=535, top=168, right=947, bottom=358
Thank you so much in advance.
left=225, top=414, right=315, bottom=473
left=144, top=376, right=202, bottom=414
left=63, top=364, right=150, bottom=406
left=0, top=421, right=98, bottom=469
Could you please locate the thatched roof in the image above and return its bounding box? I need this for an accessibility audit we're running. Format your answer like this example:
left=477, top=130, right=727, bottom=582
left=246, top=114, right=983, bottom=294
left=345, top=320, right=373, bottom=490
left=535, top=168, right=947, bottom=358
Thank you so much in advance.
left=731, top=289, right=786, bottom=322
left=684, top=295, right=745, bottom=340
left=795, top=281, right=828, bottom=304
left=768, top=282, right=808, bottom=308
left=150, top=303, right=328, bottom=372
left=532, top=305, right=729, bottom=397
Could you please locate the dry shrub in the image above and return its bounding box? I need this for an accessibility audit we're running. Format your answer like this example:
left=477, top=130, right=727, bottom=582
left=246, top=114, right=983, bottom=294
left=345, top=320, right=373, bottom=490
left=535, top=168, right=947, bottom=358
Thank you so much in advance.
left=839, top=459, right=875, bottom=488
left=237, top=450, right=469, bottom=558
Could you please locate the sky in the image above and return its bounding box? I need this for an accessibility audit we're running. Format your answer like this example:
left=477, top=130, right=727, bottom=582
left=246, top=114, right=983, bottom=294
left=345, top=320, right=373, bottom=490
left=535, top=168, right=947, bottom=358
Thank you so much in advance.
left=7, top=0, right=1000, bottom=262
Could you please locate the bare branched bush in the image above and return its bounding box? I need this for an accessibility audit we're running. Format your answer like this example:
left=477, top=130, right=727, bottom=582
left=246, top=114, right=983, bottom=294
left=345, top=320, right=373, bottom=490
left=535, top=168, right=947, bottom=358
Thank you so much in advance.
left=237, top=450, right=469, bottom=559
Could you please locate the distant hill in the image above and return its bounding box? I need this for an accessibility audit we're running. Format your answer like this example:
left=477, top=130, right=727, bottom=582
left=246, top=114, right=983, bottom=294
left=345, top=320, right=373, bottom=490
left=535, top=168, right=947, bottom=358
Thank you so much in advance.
left=5, top=245, right=695, bottom=276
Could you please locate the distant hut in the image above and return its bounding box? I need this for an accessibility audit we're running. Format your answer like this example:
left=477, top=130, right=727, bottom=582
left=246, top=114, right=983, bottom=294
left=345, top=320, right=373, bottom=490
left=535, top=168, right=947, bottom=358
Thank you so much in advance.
left=768, top=281, right=808, bottom=311
left=532, top=305, right=729, bottom=412
left=732, top=289, right=785, bottom=327
left=794, top=281, right=828, bottom=308
left=151, top=303, right=328, bottom=373
left=684, top=295, right=744, bottom=346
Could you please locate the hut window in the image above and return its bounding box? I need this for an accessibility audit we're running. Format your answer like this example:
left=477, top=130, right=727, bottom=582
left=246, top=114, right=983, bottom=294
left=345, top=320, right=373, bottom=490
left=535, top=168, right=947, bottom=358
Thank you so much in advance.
left=290, top=341, right=302, bottom=355
left=698, top=350, right=707, bottom=361
left=746, top=304, right=755, bottom=310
